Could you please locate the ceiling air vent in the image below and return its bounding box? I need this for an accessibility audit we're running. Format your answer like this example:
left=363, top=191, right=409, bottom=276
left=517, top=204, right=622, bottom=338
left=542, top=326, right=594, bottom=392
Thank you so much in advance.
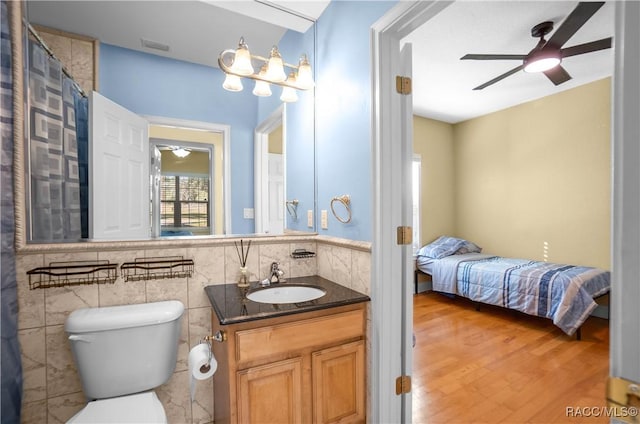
left=141, top=38, right=170, bottom=52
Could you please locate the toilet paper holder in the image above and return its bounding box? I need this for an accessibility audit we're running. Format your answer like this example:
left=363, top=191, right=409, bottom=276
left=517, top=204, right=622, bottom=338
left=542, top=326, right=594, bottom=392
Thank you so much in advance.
left=197, top=331, right=226, bottom=373
left=203, top=330, right=227, bottom=343
left=197, top=338, right=213, bottom=374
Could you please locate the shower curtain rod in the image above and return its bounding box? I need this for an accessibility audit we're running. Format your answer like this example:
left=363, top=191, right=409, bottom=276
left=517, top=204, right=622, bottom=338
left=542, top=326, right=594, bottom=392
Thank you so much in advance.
left=25, top=22, right=88, bottom=98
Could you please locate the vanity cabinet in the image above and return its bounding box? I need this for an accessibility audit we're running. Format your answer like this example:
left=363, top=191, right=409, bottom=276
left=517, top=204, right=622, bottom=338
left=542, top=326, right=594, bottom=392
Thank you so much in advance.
left=312, top=340, right=365, bottom=423
left=211, top=303, right=367, bottom=424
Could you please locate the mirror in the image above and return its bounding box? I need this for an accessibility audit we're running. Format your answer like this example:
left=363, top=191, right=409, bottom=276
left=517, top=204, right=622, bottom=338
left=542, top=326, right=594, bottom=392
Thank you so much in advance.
left=22, top=0, right=317, bottom=243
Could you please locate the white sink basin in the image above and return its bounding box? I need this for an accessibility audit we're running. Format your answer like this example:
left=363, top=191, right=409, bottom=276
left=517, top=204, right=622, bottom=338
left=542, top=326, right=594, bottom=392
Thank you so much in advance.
left=246, top=284, right=326, bottom=304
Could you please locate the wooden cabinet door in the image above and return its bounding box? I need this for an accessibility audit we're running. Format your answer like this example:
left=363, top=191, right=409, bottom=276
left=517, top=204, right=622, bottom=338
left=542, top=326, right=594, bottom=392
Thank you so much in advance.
left=312, top=340, right=365, bottom=423
left=237, top=357, right=303, bottom=424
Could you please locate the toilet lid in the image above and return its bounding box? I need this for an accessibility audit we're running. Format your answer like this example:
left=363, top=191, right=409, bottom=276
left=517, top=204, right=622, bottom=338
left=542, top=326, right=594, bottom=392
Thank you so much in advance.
left=67, top=391, right=167, bottom=424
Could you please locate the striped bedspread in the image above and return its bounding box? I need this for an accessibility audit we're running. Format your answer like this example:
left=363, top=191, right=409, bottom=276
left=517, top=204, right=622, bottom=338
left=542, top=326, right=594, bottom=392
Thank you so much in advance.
left=428, top=253, right=611, bottom=335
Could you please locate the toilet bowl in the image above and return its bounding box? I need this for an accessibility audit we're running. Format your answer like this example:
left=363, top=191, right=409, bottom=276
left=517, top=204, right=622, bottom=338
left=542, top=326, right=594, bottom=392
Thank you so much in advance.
left=64, top=300, right=184, bottom=423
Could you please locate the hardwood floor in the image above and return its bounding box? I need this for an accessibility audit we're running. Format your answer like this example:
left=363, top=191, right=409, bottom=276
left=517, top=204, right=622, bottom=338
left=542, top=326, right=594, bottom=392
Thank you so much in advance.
left=412, top=291, right=610, bottom=423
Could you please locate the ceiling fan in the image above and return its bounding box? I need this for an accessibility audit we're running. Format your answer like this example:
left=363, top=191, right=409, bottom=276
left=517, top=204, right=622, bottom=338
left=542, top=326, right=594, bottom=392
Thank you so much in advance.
left=461, top=2, right=612, bottom=90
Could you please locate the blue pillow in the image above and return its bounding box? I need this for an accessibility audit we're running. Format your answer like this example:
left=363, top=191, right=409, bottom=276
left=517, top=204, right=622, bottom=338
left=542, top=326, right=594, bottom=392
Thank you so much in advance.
left=417, top=236, right=468, bottom=259
left=456, top=240, right=482, bottom=254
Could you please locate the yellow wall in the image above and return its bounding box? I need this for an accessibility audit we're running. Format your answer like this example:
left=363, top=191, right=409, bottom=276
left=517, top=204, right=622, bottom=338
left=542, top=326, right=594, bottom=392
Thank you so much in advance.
left=413, top=116, right=456, bottom=245
left=269, top=124, right=283, bottom=154
left=160, top=150, right=209, bottom=175
left=415, top=78, right=611, bottom=269
left=149, top=126, right=225, bottom=235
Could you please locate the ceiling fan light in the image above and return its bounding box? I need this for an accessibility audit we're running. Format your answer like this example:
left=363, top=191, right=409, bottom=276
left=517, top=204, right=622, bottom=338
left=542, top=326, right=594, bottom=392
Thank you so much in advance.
left=172, top=148, right=190, bottom=158
left=523, top=52, right=561, bottom=73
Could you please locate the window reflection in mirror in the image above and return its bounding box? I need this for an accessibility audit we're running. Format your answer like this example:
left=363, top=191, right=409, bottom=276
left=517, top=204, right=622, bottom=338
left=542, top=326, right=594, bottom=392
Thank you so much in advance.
left=149, top=124, right=226, bottom=237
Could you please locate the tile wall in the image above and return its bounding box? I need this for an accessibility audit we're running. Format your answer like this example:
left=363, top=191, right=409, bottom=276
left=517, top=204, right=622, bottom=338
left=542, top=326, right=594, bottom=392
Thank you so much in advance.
left=17, top=236, right=370, bottom=424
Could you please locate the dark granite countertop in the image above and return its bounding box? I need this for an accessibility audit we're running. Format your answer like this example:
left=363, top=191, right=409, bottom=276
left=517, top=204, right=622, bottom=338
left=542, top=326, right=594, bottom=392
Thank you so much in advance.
left=205, top=276, right=370, bottom=325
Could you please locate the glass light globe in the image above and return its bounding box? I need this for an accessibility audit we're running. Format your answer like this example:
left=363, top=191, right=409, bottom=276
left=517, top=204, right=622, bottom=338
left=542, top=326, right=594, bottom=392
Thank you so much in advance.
left=222, top=74, right=243, bottom=92
left=265, top=46, right=287, bottom=82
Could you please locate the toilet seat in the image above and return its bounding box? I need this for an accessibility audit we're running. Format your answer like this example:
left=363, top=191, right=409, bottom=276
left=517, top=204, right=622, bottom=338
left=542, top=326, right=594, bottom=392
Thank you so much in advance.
left=66, top=391, right=167, bottom=423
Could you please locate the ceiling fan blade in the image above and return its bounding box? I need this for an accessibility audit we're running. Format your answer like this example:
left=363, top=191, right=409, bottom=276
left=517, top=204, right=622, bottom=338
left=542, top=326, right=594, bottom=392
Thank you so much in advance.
left=473, top=65, right=524, bottom=90
left=461, top=54, right=526, bottom=61
left=545, top=2, right=605, bottom=50
left=561, top=37, right=612, bottom=58
left=543, top=65, right=572, bottom=85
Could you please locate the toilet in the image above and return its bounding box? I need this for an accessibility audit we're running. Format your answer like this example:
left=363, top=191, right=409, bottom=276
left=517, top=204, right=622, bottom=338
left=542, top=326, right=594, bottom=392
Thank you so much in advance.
left=64, top=300, right=184, bottom=423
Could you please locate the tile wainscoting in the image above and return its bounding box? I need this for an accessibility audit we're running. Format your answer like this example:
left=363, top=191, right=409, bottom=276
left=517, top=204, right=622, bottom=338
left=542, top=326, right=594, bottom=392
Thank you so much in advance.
left=16, top=235, right=371, bottom=424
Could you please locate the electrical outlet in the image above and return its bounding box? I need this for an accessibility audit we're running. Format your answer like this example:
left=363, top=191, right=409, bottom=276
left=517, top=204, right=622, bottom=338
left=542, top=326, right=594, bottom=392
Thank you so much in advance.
left=321, top=210, right=328, bottom=229
left=243, top=208, right=254, bottom=219
left=307, top=210, right=313, bottom=227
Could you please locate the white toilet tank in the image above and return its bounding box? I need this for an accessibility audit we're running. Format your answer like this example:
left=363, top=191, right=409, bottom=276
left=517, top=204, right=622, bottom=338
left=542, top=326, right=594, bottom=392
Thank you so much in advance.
left=65, top=300, right=184, bottom=400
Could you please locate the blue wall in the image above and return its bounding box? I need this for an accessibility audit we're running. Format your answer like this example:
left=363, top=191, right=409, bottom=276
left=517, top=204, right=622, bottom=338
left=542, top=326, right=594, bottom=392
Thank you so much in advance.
left=315, top=1, right=396, bottom=241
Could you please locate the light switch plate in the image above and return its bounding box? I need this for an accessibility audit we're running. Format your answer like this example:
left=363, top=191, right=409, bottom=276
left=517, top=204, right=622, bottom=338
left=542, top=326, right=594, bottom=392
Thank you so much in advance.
left=321, top=210, right=328, bottom=229
left=243, top=208, right=254, bottom=219
left=307, top=210, right=313, bottom=227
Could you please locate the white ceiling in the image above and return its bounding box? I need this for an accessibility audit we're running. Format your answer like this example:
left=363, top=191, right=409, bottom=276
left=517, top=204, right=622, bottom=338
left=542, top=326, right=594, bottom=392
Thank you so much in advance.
left=403, top=1, right=615, bottom=123
left=27, top=1, right=614, bottom=125
left=25, top=1, right=330, bottom=68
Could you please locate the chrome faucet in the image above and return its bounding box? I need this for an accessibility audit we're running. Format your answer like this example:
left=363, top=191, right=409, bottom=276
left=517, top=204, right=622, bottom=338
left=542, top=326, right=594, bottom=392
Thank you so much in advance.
left=269, top=262, right=285, bottom=284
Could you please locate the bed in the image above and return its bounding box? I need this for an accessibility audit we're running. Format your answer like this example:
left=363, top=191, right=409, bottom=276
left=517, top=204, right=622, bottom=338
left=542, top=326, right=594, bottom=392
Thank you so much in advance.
left=415, top=236, right=611, bottom=338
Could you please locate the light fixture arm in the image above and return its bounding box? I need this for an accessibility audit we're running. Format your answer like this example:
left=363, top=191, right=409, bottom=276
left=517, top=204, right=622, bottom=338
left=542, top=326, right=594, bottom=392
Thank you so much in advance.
left=218, top=50, right=312, bottom=91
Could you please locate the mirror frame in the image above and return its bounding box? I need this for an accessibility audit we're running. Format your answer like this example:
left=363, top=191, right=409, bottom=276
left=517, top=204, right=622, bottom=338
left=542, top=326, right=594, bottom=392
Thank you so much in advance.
left=12, top=1, right=26, bottom=251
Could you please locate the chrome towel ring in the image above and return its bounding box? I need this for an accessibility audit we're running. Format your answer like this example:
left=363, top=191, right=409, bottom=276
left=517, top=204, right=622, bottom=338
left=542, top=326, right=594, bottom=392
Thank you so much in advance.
left=286, top=199, right=299, bottom=220
left=330, top=195, right=352, bottom=224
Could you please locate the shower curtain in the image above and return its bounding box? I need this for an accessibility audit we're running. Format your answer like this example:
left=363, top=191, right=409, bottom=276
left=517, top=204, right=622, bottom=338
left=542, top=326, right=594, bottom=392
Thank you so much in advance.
left=1, top=0, right=23, bottom=421
left=28, top=37, right=87, bottom=241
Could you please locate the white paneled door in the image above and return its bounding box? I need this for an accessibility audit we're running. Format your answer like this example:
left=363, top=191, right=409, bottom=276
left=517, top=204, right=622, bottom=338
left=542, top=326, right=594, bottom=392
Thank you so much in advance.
left=89, top=92, right=149, bottom=240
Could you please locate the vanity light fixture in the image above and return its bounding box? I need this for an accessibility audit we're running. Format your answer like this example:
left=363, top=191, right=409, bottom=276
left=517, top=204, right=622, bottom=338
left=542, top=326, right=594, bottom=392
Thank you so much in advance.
left=171, top=147, right=191, bottom=158
left=219, top=37, right=314, bottom=102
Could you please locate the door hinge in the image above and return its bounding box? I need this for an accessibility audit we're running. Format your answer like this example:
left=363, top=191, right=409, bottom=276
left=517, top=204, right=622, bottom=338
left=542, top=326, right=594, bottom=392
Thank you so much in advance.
left=396, top=375, right=412, bottom=395
left=396, top=76, right=412, bottom=95
left=397, top=226, right=413, bottom=245
left=607, top=376, right=640, bottom=423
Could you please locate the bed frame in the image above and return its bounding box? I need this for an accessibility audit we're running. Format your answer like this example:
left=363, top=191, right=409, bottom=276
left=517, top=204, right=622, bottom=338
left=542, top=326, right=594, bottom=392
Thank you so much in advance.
left=413, top=268, right=609, bottom=341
